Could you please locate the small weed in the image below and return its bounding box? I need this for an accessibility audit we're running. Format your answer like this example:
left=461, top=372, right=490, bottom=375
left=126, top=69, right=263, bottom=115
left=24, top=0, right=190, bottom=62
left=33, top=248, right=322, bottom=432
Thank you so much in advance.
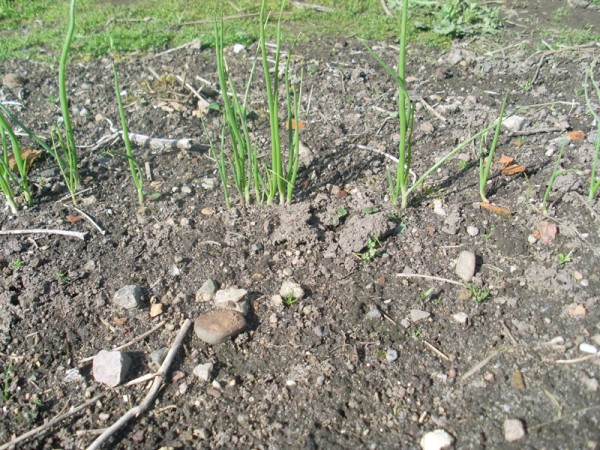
left=434, top=0, right=503, bottom=37
left=417, top=287, right=435, bottom=302
left=356, top=235, right=382, bottom=262
left=466, top=284, right=491, bottom=303
left=332, top=207, right=349, bottom=221
left=282, top=294, right=297, bottom=307
left=54, top=270, right=71, bottom=285
left=374, top=349, right=387, bottom=359
left=10, top=259, right=22, bottom=270
left=3, top=361, right=11, bottom=402
left=457, top=160, right=470, bottom=171
left=484, top=223, right=495, bottom=241
left=411, top=326, right=424, bottom=340
left=362, top=206, right=380, bottom=215
left=557, top=249, right=574, bottom=265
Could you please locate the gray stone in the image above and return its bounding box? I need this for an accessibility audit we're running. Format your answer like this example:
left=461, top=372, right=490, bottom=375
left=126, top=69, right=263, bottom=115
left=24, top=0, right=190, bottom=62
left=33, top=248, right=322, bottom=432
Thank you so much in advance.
left=420, top=429, right=455, bottom=450
left=196, top=279, right=218, bottom=302
left=194, top=310, right=247, bottom=345
left=410, top=309, right=431, bottom=322
left=366, top=306, right=382, bottom=320
left=233, top=43, right=246, bottom=53
left=503, top=419, right=526, bottom=442
left=386, top=349, right=398, bottom=362
left=214, top=287, right=248, bottom=315
left=93, top=350, right=131, bottom=387
left=113, top=285, right=143, bottom=309
left=149, top=347, right=168, bottom=368
left=64, top=368, right=83, bottom=383
left=466, top=226, right=479, bottom=237
left=452, top=312, right=469, bottom=324
left=2, top=73, right=25, bottom=89
left=455, top=251, right=476, bottom=283
left=280, top=281, right=305, bottom=300
left=201, top=178, right=216, bottom=190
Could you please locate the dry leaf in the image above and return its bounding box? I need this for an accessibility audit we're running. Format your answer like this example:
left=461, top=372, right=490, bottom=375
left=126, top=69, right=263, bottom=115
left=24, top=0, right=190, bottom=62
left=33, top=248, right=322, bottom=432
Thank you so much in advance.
left=8, top=148, right=42, bottom=174
left=425, top=226, right=436, bottom=234
left=538, top=220, right=558, bottom=244
left=376, top=276, right=386, bottom=284
left=169, top=101, right=187, bottom=112
left=286, top=119, right=306, bottom=130
left=512, top=371, right=526, bottom=389
left=567, top=303, right=587, bottom=317
left=114, top=317, right=128, bottom=326
left=501, top=164, right=526, bottom=176
left=567, top=130, right=585, bottom=142
left=498, top=154, right=514, bottom=166
left=480, top=201, right=512, bottom=215
left=65, top=214, right=82, bottom=224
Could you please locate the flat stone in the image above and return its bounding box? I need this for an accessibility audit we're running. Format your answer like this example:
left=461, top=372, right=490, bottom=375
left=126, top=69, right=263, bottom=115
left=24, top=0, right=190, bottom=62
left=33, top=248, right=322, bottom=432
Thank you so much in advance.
left=466, top=226, right=479, bottom=237
left=420, top=429, right=455, bottom=450
left=580, top=343, right=598, bottom=354
left=410, top=309, right=431, bottom=322
left=196, top=279, right=218, bottom=302
left=503, top=418, right=526, bottom=442
left=502, top=115, right=528, bottom=132
left=93, top=350, right=131, bottom=387
left=194, top=310, right=247, bottom=345
left=193, top=362, right=214, bottom=382
left=386, top=349, right=398, bottom=362
left=455, top=251, right=476, bottom=283
left=149, top=347, right=168, bottom=368
left=2, top=73, right=25, bottom=89
left=280, top=281, right=305, bottom=300
left=113, top=285, right=143, bottom=309
left=214, top=287, right=248, bottom=315
left=452, top=312, right=469, bottom=324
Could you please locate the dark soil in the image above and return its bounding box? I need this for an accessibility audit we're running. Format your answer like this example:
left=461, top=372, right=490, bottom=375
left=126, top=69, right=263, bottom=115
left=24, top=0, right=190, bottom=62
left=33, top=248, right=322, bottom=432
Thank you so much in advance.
left=1, top=1, right=600, bottom=449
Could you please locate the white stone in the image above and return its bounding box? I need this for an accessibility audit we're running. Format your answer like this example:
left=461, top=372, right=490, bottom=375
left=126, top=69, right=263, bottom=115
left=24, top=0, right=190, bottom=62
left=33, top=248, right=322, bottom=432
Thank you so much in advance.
left=280, top=280, right=305, bottom=300
left=214, top=287, right=248, bottom=315
left=193, top=363, right=214, bottom=382
left=466, top=226, right=479, bottom=236
left=502, top=115, right=528, bottom=132
left=196, top=279, right=218, bottom=302
left=113, top=285, right=143, bottom=309
left=64, top=368, right=83, bottom=383
left=579, top=343, right=598, bottom=354
left=452, top=312, right=469, bottom=324
left=93, top=350, right=131, bottom=387
left=420, top=429, right=455, bottom=450
left=410, top=309, right=431, bottom=322
left=503, top=418, right=526, bottom=442
left=233, top=43, right=246, bottom=53
left=455, top=250, right=476, bottom=282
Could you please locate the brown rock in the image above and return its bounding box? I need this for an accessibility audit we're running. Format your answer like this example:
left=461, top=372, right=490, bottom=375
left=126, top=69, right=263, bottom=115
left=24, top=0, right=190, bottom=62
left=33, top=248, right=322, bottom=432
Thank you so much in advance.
left=2, top=73, right=25, bottom=89
left=194, top=309, right=246, bottom=345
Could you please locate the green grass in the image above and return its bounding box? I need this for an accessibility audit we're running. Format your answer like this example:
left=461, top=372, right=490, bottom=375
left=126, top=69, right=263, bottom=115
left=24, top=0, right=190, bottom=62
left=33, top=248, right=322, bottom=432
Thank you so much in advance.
left=0, top=0, right=505, bottom=62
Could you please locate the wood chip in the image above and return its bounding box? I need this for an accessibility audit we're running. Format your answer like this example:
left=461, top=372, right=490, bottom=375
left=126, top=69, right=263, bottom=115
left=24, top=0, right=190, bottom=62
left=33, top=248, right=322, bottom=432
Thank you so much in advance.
left=480, top=201, right=512, bottom=215
left=501, top=164, right=526, bottom=176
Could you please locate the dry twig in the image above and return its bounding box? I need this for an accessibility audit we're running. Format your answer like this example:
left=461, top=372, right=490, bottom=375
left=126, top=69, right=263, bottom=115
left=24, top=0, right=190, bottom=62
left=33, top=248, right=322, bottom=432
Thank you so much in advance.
left=461, top=346, right=506, bottom=381
left=64, top=204, right=107, bottom=236
left=0, top=228, right=87, bottom=240
left=379, top=0, right=392, bottom=16
left=0, top=393, right=108, bottom=450
left=86, top=319, right=192, bottom=450
left=396, top=272, right=465, bottom=286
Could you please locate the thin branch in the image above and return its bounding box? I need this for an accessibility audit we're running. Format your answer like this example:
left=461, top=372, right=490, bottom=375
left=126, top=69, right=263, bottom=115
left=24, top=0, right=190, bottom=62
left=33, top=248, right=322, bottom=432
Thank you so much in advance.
left=64, top=204, right=106, bottom=236
left=555, top=354, right=599, bottom=364
left=0, top=228, right=87, bottom=240
left=461, top=346, right=506, bottom=381
left=396, top=272, right=465, bottom=286
left=421, top=339, right=450, bottom=361
left=0, top=393, right=108, bottom=450
left=379, top=0, right=393, bottom=16
left=415, top=95, right=449, bottom=123
left=145, top=39, right=201, bottom=60
left=78, top=321, right=166, bottom=365
left=290, top=1, right=334, bottom=12
left=86, top=319, right=192, bottom=450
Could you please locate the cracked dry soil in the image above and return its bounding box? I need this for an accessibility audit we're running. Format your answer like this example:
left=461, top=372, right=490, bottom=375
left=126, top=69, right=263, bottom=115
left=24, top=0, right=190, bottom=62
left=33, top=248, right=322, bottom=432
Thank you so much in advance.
left=1, top=1, right=600, bottom=449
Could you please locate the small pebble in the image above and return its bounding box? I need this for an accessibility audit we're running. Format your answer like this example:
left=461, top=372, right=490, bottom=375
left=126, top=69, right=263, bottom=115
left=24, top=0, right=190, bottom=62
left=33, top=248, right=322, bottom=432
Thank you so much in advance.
left=420, top=429, right=454, bottom=450
left=196, top=279, right=218, bottom=302
left=455, top=250, right=476, bottom=283
left=93, top=350, right=131, bottom=387
left=149, top=348, right=168, bottom=368
left=466, top=226, right=479, bottom=236
left=503, top=418, right=526, bottom=442
left=214, top=287, right=249, bottom=315
left=579, top=343, right=598, bottom=354
left=193, top=363, right=214, bottom=382
left=527, top=234, right=538, bottom=244
left=410, top=309, right=431, bottom=322
left=452, top=312, right=469, bottom=324
left=113, top=285, right=143, bottom=310
left=386, top=349, right=398, bottom=362
left=366, top=306, right=382, bottom=320
left=280, top=280, right=305, bottom=300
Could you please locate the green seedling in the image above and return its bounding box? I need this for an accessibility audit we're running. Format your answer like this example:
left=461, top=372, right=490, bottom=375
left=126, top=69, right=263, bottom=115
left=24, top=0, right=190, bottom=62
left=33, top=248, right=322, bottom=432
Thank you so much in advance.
left=434, top=0, right=503, bottom=37
left=0, top=111, right=32, bottom=212
left=584, top=60, right=600, bottom=202
left=557, top=249, right=574, bottom=265
left=417, top=287, right=435, bottom=302
left=479, top=93, right=508, bottom=203
left=457, top=160, right=470, bottom=171
left=356, top=235, right=382, bottom=262
left=411, top=326, right=423, bottom=340
left=54, top=270, right=71, bottom=285
left=483, top=223, right=495, bottom=241
left=365, top=2, right=511, bottom=208
left=466, top=284, right=491, bottom=303
left=112, top=40, right=144, bottom=207
left=259, top=0, right=303, bottom=205
left=282, top=294, right=297, bottom=306
left=10, top=259, right=22, bottom=270
left=53, top=0, right=79, bottom=203
left=362, top=206, right=380, bottom=215
left=541, top=140, right=579, bottom=214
